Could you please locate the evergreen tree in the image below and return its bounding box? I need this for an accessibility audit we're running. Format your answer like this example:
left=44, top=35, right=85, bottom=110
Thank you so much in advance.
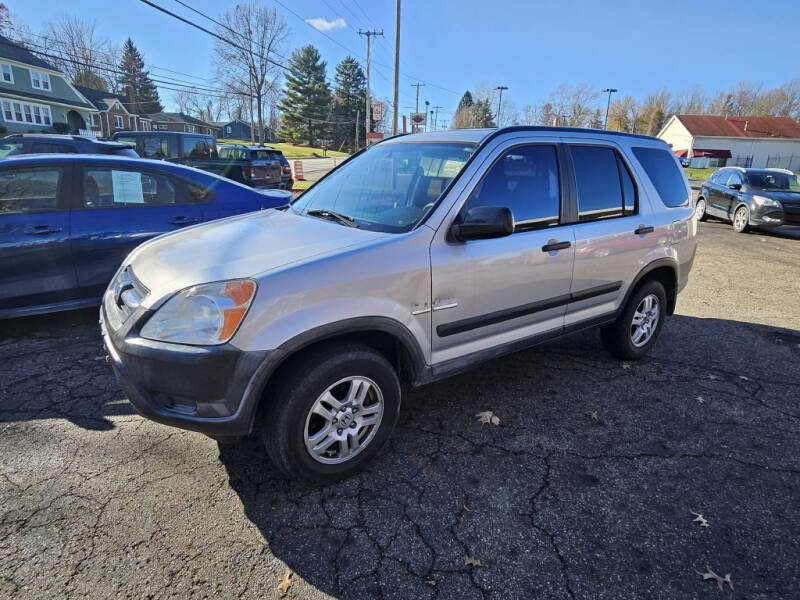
left=278, top=45, right=331, bottom=145
left=457, top=91, right=474, bottom=112
left=471, top=99, right=495, bottom=127
left=589, top=108, right=603, bottom=129
left=118, top=39, right=162, bottom=114
left=331, top=56, right=366, bottom=150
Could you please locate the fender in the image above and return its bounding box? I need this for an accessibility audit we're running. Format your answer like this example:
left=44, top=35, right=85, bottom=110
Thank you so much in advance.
left=620, top=257, right=679, bottom=316
left=240, top=316, right=429, bottom=432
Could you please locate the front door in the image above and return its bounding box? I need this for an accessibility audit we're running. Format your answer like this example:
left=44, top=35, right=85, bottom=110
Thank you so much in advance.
left=430, top=142, right=575, bottom=365
left=0, top=164, right=76, bottom=313
left=69, top=164, right=207, bottom=299
left=719, top=170, right=744, bottom=219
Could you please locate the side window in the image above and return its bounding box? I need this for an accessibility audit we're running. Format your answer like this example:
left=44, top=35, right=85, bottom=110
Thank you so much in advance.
left=182, top=136, right=210, bottom=158
left=115, top=135, right=137, bottom=148
left=466, top=144, right=560, bottom=231
left=710, top=170, right=726, bottom=184
left=632, top=146, right=689, bottom=208
left=570, top=146, right=634, bottom=221
left=31, top=143, right=76, bottom=154
left=82, top=168, right=209, bottom=208
left=142, top=137, right=169, bottom=159
left=726, top=172, right=743, bottom=187
left=0, top=168, right=62, bottom=214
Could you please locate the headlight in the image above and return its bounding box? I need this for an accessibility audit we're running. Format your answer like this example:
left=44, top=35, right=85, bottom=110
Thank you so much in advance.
left=140, top=279, right=257, bottom=345
left=752, top=195, right=781, bottom=209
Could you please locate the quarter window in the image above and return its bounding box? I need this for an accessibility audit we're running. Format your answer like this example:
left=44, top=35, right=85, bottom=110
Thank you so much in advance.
left=0, top=168, right=62, bottom=214
left=570, top=146, right=636, bottom=221
left=467, top=144, right=560, bottom=231
left=632, top=146, right=689, bottom=208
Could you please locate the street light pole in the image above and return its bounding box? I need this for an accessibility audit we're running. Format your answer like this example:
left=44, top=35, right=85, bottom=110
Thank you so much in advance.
left=392, top=0, right=400, bottom=136
left=602, top=87, right=618, bottom=130
left=495, top=85, right=508, bottom=126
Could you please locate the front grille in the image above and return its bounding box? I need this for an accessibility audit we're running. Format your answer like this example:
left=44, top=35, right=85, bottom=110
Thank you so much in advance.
left=106, top=266, right=149, bottom=330
left=782, top=206, right=800, bottom=224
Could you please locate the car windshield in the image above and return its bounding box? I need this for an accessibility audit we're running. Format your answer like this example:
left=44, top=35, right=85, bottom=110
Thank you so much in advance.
left=291, top=141, right=475, bottom=233
left=746, top=171, right=800, bottom=192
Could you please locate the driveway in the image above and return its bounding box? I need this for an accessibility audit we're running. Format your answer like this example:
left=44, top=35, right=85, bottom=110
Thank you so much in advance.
left=1, top=220, right=799, bottom=599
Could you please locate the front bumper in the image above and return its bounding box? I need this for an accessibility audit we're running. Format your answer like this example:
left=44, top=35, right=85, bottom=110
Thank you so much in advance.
left=100, top=294, right=268, bottom=437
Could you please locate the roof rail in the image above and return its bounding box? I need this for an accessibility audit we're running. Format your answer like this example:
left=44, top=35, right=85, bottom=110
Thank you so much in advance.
left=766, top=167, right=794, bottom=175
left=492, top=125, right=659, bottom=141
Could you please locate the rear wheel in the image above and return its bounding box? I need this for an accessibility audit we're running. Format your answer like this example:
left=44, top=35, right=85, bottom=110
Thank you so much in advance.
left=261, top=342, right=401, bottom=483
left=732, top=205, right=750, bottom=233
left=695, top=197, right=708, bottom=221
left=601, top=280, right=667, bottom=360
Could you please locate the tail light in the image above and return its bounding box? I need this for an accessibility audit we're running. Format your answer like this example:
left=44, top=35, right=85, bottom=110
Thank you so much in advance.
left=282, top=166, right=291, bottom=174
left=242, top=167, right=257, bottom=179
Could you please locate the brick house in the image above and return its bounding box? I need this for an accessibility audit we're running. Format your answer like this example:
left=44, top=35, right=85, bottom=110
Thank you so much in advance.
left=146, top=112, right=216, bottom=136
left=75, top=85, right=152, bottom=138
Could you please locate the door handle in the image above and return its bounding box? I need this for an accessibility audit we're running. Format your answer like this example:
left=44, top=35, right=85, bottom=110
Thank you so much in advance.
left=541, top=240, right=571, bottom=252
left=634, top=225, right=654, bottom=235
left=24, top=225, right=62, bottom=236
left=170, top=216, right=200, bottom=226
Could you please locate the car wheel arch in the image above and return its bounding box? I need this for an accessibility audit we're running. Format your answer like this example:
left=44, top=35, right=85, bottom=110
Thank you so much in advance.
left=623, top=259, right=679, bottom=316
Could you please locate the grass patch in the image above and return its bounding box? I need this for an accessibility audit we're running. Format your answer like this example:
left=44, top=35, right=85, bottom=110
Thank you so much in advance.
left=217, top=139, right=349, bottom=158
left=685, top=167, right=716, bottom=180
left=292, top=179, right=314, bottom=191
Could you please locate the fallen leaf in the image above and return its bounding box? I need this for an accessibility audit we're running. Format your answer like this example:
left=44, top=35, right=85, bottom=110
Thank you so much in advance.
left=697, top=565, right=733, bottom=591
left=621, top=362, right=631, bottom=369
left=690, top=511, right=709, bottom=528
left=708, top=374, right=720, bottom=381
left=475, top=411, right=500, bottom=425
left=423, top=575, right=437, bottom=586
left=277, top=570, right=293, bottom=594
left=464, top=555, right=482, bottom=567
left=587, top=411, right=598, bottom=421
left=738, top=375, right=750, bottom=381
left=696, top=396, right=705, bottom=404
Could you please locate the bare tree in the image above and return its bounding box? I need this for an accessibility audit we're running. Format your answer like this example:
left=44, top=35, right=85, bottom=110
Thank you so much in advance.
left=44, top=16, right=118, bottom=92
left=674, top=86, right=708, bottom=115
left=548, top=83, right=598, bottom=127
left=214, top=2, right=288, bottom=143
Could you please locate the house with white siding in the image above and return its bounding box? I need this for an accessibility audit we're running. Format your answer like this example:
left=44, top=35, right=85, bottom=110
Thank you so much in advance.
left=658, top=115, right=800, bottom=170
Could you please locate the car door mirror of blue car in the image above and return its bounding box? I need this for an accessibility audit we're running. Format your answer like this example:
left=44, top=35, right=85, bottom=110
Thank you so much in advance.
left=728, top=183, right=742, bottom=191
left=450, top=206, right=515, bottom=242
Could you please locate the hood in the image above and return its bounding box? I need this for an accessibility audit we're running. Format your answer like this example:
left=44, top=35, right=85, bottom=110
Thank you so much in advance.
left=127, top=208, right=388, bottom=305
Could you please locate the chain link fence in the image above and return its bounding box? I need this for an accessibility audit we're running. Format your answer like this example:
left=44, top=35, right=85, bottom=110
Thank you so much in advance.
left=765, top=155, right=800, bottom=171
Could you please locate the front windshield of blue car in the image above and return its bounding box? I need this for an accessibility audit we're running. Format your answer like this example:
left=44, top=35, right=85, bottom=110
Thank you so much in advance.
left=291, top=141, right=476, bottom=233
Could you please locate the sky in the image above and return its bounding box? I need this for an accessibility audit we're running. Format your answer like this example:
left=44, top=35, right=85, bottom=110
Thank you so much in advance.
left=7, top=0, right=800, bottom=124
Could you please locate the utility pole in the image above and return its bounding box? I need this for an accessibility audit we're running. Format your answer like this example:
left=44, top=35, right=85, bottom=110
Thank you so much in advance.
left=432, top=105, right=442, bottom=131
left=392, top=0, right=400, bottom=136
left=602, top=88, right=618, bottom=129
left=424, top=100, right=429, bottom=132
left=411, top=83, right=425, bottom=113
left=358, top=28, right=383, bottom=137
left=495, top=85, right=508, bottom=126
left=355, top=109, right=359, bottom=150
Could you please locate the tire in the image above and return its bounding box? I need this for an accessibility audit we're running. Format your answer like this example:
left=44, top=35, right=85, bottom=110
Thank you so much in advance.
left=695, top=197, right=708, bottom=221
left=601, top=280, right=667, bottom=361
left=261, top=342, right=401, bottom=483
left=732, top=205, right=750, bottom=233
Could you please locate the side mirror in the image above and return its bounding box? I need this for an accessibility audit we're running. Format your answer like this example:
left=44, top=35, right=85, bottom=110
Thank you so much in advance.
left=728, top=183, right=742, bottom=190
left=451, top=206, right=514, bottom=242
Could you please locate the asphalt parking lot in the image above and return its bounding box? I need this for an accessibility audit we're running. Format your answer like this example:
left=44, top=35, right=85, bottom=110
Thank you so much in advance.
left=2, top=219, right=799, bottom=599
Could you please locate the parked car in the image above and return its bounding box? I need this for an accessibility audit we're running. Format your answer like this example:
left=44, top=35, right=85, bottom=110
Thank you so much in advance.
left=0, top=134, right=139, bottom=158
left=678, top=156, right=690, bottom=167
left=696, top=167, right=800, bottom=232
left=101, top=126, right=696, bottom=482
left=279, top=153, right=294, bottom=190
left=0, top=154, right=291, bottom=318
left=217, top=144, right=287, bottom=189
left=112, top=132, right=284, bottom=190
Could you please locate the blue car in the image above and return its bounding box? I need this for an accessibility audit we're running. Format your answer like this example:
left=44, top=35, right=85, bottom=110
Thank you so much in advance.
left=0, top=154, right=290, bottom=318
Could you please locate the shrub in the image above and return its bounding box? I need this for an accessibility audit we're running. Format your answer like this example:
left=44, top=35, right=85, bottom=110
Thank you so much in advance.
left=52, top=122, right=70, bottom=134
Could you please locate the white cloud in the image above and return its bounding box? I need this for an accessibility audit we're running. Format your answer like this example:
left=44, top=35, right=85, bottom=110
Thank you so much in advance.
left=305, top=17, right=347, bottom=32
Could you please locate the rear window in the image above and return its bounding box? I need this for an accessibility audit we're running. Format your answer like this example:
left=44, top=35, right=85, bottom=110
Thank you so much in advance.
left=632, top=147, right=689, bottom=207
left=251, top=150, right=281, bottom=161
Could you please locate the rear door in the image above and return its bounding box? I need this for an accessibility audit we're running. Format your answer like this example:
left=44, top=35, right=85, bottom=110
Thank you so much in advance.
left=69, top=163, right=209, bottom=298
left=565, top=142, right=652, bottom=327
left=0, top=163, right=76, bottom=312
left=706, top=169, right=728, bottom=216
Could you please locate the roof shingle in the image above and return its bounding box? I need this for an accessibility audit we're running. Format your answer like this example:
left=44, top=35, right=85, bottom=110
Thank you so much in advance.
left=677, top=115, right=800, bottom=139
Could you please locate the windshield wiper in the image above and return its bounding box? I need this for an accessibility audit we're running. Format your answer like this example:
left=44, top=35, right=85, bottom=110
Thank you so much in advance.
left=305, top=209, right=359, bottom=228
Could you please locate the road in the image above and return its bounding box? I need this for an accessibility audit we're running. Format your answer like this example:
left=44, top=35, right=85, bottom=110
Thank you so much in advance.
left=294, top=157, right=347, bottom=183
left=1, top=220, right=799, bottom=599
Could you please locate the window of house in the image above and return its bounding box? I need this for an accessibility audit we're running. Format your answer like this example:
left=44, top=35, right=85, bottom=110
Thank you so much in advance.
left=157, top=123, right=167, bottom=130
left=570, top=145, right=636, bottom=221
left=466, top=144, right=561, bottom=231
left=225, top=125, right=232, bottom=134
left=0, top=63, right=13, bottom=84
left=114, top=115, right=124, bottom=129
left=90, top=113, right=99, bottom=127
left=141, top=121, right=151, bottom=131
left=0, top=168, right=62, bottom=214
left=1, top=100, right=51, bottom=125
left=30, top=70, right=51, bottom=91
left=632, top=146, right=689, bottom=208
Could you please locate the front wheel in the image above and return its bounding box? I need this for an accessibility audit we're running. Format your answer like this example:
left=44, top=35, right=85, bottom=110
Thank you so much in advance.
left=732, top=205, right=750, bottom=233
left=601, top=280, right=667, bottom=360
left=695, top=197, right=708, bottom=221
left=261, top=342, right=401, bottom=483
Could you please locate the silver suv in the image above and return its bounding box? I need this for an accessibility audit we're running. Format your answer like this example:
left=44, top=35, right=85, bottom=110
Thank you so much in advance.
left=101, top=127, right=697, bottom=482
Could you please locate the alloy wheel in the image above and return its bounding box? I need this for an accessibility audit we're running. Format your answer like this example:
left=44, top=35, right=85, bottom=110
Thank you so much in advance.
left=734, top=207, right=748, bottom=232
left=630, top=294, right=660, bottom=348
left=695, top=198, right=706, bottom=219
left=303, top=376, right=384, bottom=464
